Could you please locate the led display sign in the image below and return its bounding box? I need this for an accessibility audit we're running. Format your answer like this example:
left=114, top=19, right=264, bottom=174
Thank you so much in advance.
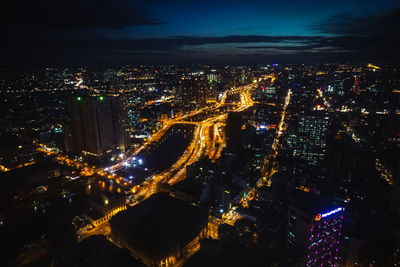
left=315, top=207, right=343, bottom=221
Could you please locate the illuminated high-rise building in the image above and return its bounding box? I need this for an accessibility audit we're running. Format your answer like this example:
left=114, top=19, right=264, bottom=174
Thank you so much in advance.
left=70, top=95, right=127, bottom=162
left=205, top=82, right=217, bottom=103
left=240, top=68, right=246, bottom=84
left=286, top=111, right=329, bottom=166
left=353, top=75, right=359, bottom=95
left=207, top=73, right=219, bottom=83
left=180, top=77, right=208, bottom=108
left=287, top=194, right=344, bottom=266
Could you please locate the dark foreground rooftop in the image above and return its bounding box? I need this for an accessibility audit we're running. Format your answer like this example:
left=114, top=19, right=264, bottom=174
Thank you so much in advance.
left=291, top=191, right=344, bottom=219
left=109, top=193, right=207, bottom=255
left=53, top=235, right=142, bottom=267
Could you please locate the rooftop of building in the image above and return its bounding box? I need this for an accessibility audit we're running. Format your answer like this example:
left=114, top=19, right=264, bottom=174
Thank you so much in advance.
left=89, top=189, right=125, bottom=205
left=172, top=176, right=203, bottom=198
left=85, top=207, right=105, bottom=221
left=109, top=193, right=207, bottom=254
left=291, top=191, right=344, bottom=220
left=0, top=160, right=60, bottom=184
left=53, top=235, right=142, bottom=267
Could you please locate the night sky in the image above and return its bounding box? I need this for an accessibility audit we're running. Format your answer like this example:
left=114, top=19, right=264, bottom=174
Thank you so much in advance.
left=1, top=0, right=400, bottom=65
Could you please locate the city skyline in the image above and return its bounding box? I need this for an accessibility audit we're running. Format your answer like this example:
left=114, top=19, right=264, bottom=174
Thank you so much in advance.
left=0, top=1, right=400, bottom=266
left=1, top=63, right=399, bottom=266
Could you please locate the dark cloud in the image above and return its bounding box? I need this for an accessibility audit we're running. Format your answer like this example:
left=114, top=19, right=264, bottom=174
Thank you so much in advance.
left=0, top=0, right=163, bottom=29
left=315, top=7, right=400, bottom=36
left=304, top=7, right=400, bottom=62
left=238, top=46, right=321, bottom=50
left=1, top=33, right=399, bottom=66
left=122, top=35, right=324, bottom=48
left=3, top=35, right=328, bottom=54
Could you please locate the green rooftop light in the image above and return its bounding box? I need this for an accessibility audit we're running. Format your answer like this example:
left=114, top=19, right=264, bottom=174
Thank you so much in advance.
left=77, top=96, right=82, bottom=101
left=99, top=96, right=104, bottom=101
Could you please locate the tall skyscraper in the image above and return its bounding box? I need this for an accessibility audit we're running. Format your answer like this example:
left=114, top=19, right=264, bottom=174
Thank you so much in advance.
left=207, top=73, right=219, bottom=83
left=286, top=111, right=330, bottom=166
left=205, top=82, right=217, bottom=103
left=287, top=194, right=344, bottom=266
left=70, top=95, right=127, bottom=162
left=180, top=77, right=208, bottom=108
left=225, top=112, right=243, bottom=155
left=353, top=75, right=359, bottom=95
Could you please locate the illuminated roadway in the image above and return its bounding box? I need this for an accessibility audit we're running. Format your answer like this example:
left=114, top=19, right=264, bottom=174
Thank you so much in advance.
left=35, top=80, right=257, bottom=195
left=35, top=75, right=278, bottom=245
left=129, top=78, right=266, bottom=200
left=36, top=76, right=275, bottom=208
left=221, top=86, right=291, bottom=226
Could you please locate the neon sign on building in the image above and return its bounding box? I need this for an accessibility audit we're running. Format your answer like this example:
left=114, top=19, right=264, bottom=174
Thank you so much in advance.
left=315, top=207, right=343, bottom=221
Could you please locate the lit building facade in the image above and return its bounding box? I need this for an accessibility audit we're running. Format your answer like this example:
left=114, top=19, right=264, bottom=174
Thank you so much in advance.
left=286, top=111, right=329, bottom=166
left=353, top=75, right=360, bottom=94
left=180, top=77, right=209, bottom=108
left=288, top=196, right=344, bottom=266
left=70, top=95, right=127, bottom=162
left=84, top=191, right=127, bottom=227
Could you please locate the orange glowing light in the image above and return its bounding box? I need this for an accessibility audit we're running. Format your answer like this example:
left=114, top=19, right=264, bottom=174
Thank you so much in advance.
left=315, top=214, right=322, bottom=221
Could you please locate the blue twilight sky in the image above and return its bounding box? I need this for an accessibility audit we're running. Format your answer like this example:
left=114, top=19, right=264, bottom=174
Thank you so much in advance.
left=1, top=0, right=400, bottom=65
left=99, top=0, right=399, bottom=38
